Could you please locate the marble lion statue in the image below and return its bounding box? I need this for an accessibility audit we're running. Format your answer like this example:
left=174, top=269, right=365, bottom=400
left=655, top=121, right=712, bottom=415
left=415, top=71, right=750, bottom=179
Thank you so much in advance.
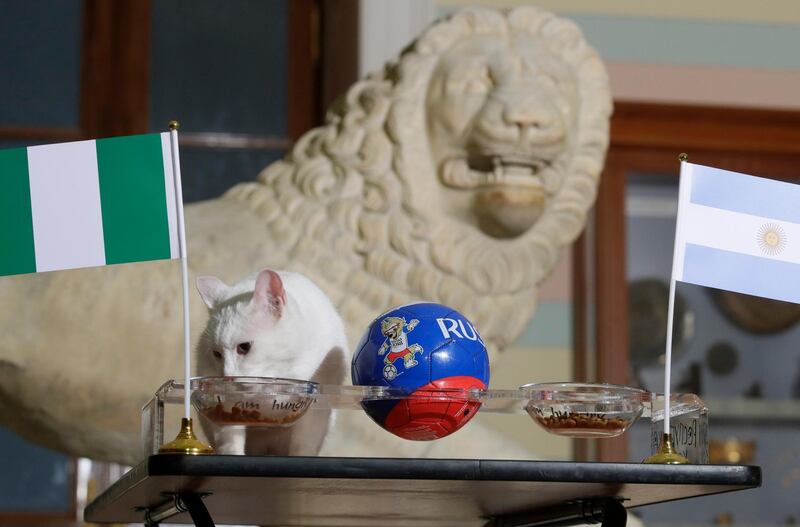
left=0, top=6, right=611, bottom=464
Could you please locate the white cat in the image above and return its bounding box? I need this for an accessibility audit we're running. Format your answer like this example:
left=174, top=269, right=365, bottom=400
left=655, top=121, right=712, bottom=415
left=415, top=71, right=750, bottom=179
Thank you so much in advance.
left=195, top=268, right=349, bottom=456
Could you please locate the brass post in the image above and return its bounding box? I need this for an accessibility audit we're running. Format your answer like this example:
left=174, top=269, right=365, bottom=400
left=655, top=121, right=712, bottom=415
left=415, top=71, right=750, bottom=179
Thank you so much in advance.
left=644, top=433, right=689, bottom=464
left=158, top=417, right=213, bottom=455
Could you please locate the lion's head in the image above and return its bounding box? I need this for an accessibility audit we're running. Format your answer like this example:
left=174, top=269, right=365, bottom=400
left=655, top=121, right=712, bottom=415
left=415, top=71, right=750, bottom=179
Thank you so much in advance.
left=389, top=7, right=611, bottom=242
left=242, top=6, right=611, bottom=350
left=426, top=23, right=578, bottom=238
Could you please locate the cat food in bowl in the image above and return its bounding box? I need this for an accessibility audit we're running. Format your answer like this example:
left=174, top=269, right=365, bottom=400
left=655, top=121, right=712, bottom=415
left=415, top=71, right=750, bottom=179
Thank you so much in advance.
left=192, top=376, right=319, bottom=428
left=521, top=382, right=647, bottom=438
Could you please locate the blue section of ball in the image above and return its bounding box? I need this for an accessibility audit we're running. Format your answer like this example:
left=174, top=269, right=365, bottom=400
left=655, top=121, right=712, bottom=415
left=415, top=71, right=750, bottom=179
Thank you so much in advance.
left=359, top=398, right=401, bottom=428
left=352, top=302, right=490, bottom=393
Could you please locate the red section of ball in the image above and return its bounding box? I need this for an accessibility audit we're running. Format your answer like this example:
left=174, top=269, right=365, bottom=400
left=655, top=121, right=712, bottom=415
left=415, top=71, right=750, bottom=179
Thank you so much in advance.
left=384, top=376, right=486, bottom=440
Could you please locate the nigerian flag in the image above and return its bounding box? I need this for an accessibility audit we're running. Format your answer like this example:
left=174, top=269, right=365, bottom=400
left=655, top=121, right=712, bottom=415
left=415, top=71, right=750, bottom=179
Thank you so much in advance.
left=0, top=133, right=181, bottom=276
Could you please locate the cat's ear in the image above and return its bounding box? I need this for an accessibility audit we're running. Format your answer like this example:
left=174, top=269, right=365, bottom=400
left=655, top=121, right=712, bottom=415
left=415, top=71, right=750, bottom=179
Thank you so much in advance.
left=196, top=276, right=229, bottom=309
left=252, top=269, right=285, bottom=318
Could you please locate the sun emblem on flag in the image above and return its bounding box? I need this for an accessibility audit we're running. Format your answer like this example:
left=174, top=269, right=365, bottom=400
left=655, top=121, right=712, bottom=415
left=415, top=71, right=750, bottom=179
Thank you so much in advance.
left=758, top=223, right=787, bottom=255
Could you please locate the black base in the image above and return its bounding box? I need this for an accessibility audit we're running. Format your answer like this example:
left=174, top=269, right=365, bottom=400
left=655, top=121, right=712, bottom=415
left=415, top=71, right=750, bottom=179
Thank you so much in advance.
left=86, top=455, right=761, bottom=527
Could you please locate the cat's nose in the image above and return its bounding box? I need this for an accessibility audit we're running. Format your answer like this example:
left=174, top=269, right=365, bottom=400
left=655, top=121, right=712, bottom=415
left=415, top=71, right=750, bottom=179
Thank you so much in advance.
left=222, top=354, right=240, bottom=376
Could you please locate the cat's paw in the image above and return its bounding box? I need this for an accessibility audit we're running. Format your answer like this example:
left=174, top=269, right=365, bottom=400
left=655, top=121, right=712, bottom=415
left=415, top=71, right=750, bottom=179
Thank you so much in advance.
left=212, top=428, right=246, bottom=455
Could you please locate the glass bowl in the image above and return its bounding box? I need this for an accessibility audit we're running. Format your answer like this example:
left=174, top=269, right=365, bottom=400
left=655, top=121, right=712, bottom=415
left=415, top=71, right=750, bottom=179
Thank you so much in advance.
left=521, top=382, right=647, bottom=438
left=191, top=376, right=319, bottom=428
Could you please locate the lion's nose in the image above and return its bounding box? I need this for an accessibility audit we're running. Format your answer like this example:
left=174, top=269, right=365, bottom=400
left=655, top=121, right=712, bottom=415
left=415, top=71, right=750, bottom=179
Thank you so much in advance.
left=502, top=105, right=554, bottom=130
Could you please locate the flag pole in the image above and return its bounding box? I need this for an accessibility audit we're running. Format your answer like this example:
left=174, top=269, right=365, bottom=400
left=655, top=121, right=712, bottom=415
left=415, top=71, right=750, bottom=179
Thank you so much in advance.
left=645, top=153, right=689, bottom=465
left=159, top=120, right=212, bottom=455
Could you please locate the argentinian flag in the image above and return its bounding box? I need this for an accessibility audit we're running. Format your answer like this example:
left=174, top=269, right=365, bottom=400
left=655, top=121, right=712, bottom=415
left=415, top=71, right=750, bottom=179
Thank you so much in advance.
left=673, top=162, right=800, bottom=304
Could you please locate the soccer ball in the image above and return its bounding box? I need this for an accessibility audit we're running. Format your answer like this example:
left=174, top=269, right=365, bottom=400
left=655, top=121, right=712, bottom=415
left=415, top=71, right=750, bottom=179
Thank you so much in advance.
left=352, top=302, right=490, bottom=440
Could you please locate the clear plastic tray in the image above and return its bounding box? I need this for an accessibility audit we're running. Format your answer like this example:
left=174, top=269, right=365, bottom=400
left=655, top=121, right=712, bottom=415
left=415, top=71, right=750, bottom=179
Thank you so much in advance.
left=142, top=377, right=706, bottom=458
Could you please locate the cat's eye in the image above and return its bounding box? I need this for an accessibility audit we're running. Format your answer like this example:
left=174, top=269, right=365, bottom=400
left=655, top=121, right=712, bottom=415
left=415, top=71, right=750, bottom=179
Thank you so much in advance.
left=236, top=342, right=252, bottom=355
left=212, top=350, right=222, bottom=359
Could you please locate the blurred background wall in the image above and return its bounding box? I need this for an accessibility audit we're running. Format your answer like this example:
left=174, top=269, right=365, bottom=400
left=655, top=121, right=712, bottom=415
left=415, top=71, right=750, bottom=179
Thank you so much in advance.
left=2, top=1, right=800, bottom=524
left=439, top=0, right=800, bottom=109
